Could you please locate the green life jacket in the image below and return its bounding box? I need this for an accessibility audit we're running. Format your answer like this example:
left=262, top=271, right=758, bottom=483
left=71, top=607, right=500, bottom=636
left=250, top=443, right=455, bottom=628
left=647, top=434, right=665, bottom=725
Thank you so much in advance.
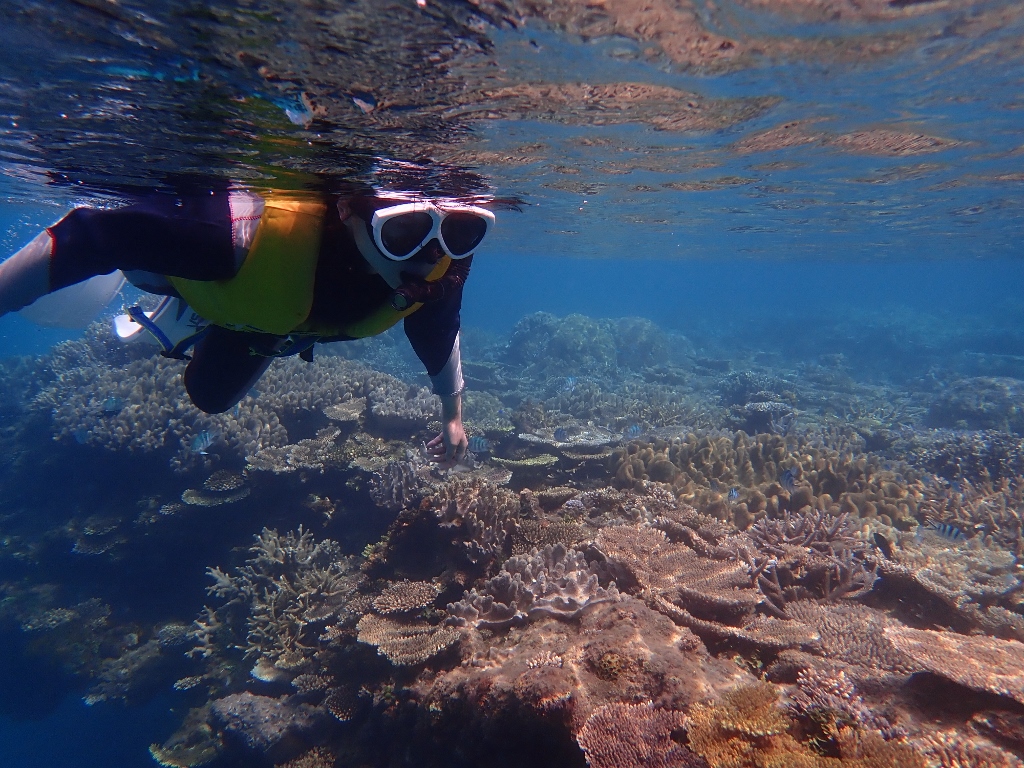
left=166, top=193, right=449, bottom=338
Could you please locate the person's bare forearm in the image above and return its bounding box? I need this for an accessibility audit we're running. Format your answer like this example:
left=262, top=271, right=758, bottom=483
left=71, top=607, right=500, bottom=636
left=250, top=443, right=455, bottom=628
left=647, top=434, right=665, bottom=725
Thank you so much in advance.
left=440, top=392, right=462, bottom=425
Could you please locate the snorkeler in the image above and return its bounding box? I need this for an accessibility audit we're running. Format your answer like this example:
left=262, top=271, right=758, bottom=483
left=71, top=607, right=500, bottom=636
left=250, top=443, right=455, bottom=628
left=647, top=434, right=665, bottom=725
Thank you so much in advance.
left=0, top=186, right=495, bottom=467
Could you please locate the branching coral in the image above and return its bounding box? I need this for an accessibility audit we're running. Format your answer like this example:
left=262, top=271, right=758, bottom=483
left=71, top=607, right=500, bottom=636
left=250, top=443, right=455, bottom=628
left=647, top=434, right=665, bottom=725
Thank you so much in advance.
left=191, top=527, right=361, bottom=673
left=447, top=543, right=619, bottom=630
left=368, top=452, right=432, bottom=511
left=576, top=703, right=695, bottom=768
left=878, top=530, right=1024, bottom=636
left=788, top=666, right=901, bottom=745
left=738, top=510, right=877, bottom=616
left=686, top=681, right=927, bottom=768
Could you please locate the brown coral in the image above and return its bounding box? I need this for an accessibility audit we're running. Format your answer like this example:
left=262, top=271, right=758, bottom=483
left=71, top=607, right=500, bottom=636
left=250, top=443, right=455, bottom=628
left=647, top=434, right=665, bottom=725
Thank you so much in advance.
left=576, top=702, right=694, bottom=768
left=355, top=613, right=460, bottom=666
left=372, top=580, right=441, bottom=615
left=884, top=627, right=1024, bottom=704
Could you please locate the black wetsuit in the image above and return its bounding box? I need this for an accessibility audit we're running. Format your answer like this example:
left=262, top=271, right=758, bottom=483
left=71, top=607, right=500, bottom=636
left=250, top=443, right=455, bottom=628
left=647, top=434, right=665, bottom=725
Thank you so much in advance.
left=46, top=189, right=466, bottom=413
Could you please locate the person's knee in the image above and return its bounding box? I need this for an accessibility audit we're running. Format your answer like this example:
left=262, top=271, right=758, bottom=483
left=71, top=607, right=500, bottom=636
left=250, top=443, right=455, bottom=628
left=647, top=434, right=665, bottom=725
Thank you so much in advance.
left=183, top=364, right=241, bottom=414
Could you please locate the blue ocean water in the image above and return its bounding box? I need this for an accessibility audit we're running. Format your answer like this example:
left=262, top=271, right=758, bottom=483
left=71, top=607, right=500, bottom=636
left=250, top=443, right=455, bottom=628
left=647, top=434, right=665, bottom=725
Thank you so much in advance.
left=1, top=2, right=1023, bottom=766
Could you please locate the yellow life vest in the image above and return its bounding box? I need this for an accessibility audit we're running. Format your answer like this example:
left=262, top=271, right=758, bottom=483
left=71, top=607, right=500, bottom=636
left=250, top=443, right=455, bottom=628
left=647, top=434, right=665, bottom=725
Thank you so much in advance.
left=166, top=193, right=449, bottom=338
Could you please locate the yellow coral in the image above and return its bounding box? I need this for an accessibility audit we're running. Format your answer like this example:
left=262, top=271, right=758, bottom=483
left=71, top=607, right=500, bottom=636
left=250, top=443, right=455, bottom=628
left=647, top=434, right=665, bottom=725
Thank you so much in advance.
left=685, top=682, right=927, bottom=768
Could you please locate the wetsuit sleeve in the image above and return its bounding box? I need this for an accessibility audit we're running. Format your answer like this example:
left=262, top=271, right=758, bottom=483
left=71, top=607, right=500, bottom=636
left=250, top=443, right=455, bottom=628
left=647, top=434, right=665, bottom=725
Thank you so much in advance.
left=46, top=190, right=236, bottom=290
left=404, top=271, right=465, bottom=395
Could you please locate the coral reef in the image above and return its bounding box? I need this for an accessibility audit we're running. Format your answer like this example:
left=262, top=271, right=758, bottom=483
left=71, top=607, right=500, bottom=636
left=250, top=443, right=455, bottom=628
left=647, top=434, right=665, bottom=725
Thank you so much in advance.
left=10, top=309, right=1024, bottom=767
left=356, top=613, right=460, bottom=665
left=884, top=627, right=1024, bottom=704
left=191, top=527, right=361, bottom=671
left=926, top=377, right=1024, bottom=433
left=447, top=543, right=620, bottom=630
left=576, top=703, right=695, bottom=768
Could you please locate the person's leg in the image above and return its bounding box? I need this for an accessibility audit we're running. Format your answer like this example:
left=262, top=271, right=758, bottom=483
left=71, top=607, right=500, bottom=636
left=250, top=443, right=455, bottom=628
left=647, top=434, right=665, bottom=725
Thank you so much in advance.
left=0, top=232, right=53, bottom=315
left=48, top=191, right=236, bottom=289
left=183, top=326, right=272, bottom=414
left=0, top=189, right=238, bottom=318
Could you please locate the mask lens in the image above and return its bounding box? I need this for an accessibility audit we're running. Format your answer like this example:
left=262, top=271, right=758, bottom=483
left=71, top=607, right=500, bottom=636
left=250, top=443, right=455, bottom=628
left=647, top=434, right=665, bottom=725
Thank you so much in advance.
left=440, top=213, right=488, bottom=256
left=379, top=212, right=433, bottom=258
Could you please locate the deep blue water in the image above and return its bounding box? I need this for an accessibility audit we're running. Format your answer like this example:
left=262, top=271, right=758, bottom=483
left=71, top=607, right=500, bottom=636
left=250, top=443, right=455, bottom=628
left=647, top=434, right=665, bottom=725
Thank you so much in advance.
left=0, top=695, right=178, bottom=768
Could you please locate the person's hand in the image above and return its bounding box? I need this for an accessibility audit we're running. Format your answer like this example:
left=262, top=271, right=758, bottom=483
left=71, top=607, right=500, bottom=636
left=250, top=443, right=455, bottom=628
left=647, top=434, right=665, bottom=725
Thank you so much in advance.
left=426, top=394, right=467, bottom=469
left=426, top=418, right=468, bottom=469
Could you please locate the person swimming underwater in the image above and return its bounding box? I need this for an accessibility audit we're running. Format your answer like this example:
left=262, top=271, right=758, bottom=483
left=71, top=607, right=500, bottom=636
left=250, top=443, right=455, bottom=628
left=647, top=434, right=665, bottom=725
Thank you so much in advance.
left=0, top=184, right=495, bottom=468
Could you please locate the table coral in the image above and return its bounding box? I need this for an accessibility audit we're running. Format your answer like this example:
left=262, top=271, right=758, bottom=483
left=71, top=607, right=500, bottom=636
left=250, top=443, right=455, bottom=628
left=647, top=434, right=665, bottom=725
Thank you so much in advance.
left=884, top=626, right=1024, bottom=705
left=355, top=613, right=460, bottom=666
left=372, top=579, right=441, bottom=615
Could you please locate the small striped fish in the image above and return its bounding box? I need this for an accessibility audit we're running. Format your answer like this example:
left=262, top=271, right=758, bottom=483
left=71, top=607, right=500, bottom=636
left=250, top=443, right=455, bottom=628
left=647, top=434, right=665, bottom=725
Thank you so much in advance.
left=920, top=518, right=966, bottom=543
left=467, top=436, right=491, bottom=454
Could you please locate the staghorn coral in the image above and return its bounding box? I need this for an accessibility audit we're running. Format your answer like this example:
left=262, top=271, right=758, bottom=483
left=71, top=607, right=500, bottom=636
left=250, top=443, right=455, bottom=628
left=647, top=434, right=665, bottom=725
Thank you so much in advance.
left=447, top=543, right=620, bottom=630
left=914, top=476, right=1024, bottom=555
left=884, top=626, right=1024, bottom=705
left=576, top=702, right=696, bottom=768
left=191, top=527, right=361, bottom=672
left=355, top=613, right=460, bottom=665
left=738, top=509, right=877, bottom=616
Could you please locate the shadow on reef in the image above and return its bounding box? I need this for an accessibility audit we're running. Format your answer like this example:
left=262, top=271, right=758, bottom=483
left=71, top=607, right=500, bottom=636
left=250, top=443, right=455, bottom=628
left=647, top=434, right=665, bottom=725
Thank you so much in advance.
left=2, top=313, right=1024, bottom=766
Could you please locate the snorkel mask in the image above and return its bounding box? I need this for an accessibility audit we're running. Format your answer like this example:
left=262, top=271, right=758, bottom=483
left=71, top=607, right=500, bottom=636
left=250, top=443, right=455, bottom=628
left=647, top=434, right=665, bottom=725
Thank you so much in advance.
left=344, top=195, right=494, bottom=288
